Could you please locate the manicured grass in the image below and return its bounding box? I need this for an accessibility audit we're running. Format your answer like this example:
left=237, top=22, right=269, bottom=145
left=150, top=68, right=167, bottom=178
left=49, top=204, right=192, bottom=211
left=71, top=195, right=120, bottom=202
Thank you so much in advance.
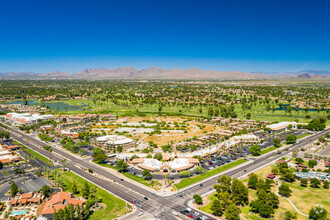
left=175, top=159, right=247, bottom=190
left=199, top=194, right=217, bottom=213
left=23, top=147, right=53, bottom=165
left=297, top=133, right=311, bottom=139
left=260, top=146, right=278, bottom=155
left=54, top=170, right=128, bottom=220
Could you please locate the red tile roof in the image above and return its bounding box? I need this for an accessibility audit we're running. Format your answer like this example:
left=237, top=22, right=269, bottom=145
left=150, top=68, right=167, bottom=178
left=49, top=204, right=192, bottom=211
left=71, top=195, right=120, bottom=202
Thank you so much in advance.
left=21, top=193, right=33, bottom=199
left=41, top=191, right=84, bottom=215
left=0, top=158, right=11, bottom=164
left=10, top=199, right=18, bottom=205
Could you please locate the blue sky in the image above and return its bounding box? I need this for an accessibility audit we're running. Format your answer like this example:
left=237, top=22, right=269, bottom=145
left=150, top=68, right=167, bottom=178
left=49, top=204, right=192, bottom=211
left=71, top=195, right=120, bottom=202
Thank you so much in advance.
left=0, top=0, right=329, bottom=73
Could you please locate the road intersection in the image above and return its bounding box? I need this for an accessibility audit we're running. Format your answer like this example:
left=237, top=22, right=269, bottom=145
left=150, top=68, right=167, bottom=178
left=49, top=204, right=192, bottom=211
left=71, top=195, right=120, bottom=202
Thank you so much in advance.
left=1, top=123, right=329, bottom=220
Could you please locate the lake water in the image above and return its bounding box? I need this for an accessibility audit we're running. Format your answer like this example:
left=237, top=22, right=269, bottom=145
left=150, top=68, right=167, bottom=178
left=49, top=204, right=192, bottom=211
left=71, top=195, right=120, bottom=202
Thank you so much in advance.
left=5, top=100, right=88, bottom=111
left=274, top=104, right=328, bottom=112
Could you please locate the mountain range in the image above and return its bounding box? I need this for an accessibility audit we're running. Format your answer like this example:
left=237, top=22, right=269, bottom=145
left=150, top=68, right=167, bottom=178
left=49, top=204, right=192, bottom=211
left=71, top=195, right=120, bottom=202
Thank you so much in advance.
left=0, top=67, right=329, bottom=80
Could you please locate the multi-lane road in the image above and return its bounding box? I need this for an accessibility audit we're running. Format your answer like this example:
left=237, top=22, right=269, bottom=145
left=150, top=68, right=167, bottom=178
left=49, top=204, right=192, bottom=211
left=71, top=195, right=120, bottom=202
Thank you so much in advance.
left=1, top=123, right=328, bottom=220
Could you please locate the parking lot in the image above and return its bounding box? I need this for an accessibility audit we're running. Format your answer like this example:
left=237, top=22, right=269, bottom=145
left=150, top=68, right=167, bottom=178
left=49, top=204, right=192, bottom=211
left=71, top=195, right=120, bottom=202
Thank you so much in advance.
left=0, top=173, right=51, bottom=200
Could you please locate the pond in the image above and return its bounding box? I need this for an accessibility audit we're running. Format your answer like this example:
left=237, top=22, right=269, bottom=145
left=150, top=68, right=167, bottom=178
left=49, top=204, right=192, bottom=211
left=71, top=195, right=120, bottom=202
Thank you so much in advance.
left=4, top=100, right=88, bottom=111
left=274, top=104, right=328, bottom=112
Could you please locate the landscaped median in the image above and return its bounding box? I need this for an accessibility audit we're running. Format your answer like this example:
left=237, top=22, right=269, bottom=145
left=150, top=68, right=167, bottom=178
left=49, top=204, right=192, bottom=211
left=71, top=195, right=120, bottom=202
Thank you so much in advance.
left=260, top=146, right=278, bottom=155
left=175, top=159, right=247, bottom=190
left=94, top=162, right=152, bottom=187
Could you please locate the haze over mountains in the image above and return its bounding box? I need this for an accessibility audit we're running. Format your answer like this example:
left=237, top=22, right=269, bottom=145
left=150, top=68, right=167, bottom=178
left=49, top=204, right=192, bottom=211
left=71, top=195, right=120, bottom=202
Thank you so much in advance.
left=0, top=67, right=329, bottom=80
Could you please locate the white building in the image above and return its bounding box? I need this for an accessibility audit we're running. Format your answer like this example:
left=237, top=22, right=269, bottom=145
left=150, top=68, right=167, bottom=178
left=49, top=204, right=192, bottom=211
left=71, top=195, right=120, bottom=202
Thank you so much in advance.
left=4, top=113, right=54, bottom=125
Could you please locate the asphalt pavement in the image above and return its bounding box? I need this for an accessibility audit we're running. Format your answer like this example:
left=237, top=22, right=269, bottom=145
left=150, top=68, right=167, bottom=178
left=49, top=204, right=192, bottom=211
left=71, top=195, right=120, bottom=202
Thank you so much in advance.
left=1, top=123, right=328, bottom=220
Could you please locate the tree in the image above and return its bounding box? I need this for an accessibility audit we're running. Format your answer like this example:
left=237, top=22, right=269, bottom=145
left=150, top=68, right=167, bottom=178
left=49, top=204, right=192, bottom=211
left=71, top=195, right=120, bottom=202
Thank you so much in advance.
left=117, top=145, right=123, bottom=153
left=11, top=181, right=18, bottom=197
left=179, top=171, right=190, bottom=177
left=284, top=211, right=297, bottom=220
left=258, top=203, right=274, bottom=218
left=286, top=134, right=297, bottom=144
left=142, top=169, right=152, bottom=179
left=280, top=168, right=296, bottom=182
left=310, top=178, right=321, bottom=188
left=224, top=203, right=240, bottom=220
left=273, top=138, right=281, bottom=147
left=41, top=185, right=52, bottom=197
left=116, top=159, right=128, bottom=172
left=248, top=173, right=259, bottom=189
left=231, top=178, right=249, bottom=205
left=250, top=145, right=261, bottom=156
left=308, top=118, right=326, bottom=131
left=300, top=179, right=308, bottom=187
left=309, top=205, right=327, bottom=220
left=279, top=184, right=292, bottom=197
left=323, top=180, right=329, bottom=189
left=92, top=147, right=107, bottom=163
left=0, top=161, right=3, bottom=169
left=82, top=181, right=91, bottom=198
left=194, top=166, right=205, bottom=174
left=153, top=153, right=162, bottom=160
left=271, top=167, right=279, bottom=175
left=214, top=175, right=231, bottom=193
left=210, top=199, right=223, bottom=216
left=308, top=160, right=317, bottom=168
left=193, top=194, right=203, bottom=205
left=266, top=192, right=279, bottom=209
left=295, top=158, right=304, bottom=164
left=250, top=199, right=263, bottom=213
left=72, top=181, right=78, bottom=194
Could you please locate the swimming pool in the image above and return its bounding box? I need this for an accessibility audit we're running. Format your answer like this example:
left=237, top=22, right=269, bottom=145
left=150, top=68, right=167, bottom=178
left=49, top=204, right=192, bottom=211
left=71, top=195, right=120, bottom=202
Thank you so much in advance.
left=10, top=210, right=27, bottom=216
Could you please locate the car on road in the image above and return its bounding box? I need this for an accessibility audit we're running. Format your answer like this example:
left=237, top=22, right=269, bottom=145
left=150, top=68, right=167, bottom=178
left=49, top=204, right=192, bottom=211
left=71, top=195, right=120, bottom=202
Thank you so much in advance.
left=144, top=196, right=149, bottom=200
left=120, top=178, right=124, bottom=181
left=172, top=211, right=178, bottom=216
left=200, top=183, right=203, bottom=187
left=137, top=211, right=144, bottom=216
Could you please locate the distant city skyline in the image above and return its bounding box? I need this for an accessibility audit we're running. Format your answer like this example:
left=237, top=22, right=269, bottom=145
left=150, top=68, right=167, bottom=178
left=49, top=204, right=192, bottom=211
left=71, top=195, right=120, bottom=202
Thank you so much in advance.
left=1, top=0, right=329, bottom=73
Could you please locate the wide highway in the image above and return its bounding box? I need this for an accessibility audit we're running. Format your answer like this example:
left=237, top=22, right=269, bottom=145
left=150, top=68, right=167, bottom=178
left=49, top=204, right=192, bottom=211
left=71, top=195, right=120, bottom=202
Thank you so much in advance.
left=1, top=122, right=328, bottom=219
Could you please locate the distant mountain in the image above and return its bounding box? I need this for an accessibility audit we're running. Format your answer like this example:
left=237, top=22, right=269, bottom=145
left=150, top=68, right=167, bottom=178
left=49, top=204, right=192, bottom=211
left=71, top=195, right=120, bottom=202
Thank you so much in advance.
left=0, top=67, right=329, bottom=80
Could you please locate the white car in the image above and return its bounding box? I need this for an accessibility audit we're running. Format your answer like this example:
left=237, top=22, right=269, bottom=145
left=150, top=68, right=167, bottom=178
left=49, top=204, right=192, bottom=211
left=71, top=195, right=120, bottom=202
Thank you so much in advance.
left=137, top=211, right=144, bottom=216
left=172, top=211, right=178, bottom=216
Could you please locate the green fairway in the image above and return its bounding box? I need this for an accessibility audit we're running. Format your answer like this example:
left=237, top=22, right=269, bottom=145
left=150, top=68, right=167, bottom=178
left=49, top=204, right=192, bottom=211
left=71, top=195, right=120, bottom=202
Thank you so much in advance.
left=23, top=147, right=53, bottom=165
left=54, top=170, right=128, bottom=220
left=175, top=159, right=247, bottom=190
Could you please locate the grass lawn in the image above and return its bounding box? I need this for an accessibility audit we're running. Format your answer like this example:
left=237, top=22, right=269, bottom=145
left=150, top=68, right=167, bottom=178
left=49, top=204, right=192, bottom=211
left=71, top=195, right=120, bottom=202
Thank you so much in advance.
left=23, top=147, right=53, bottom=165
left=289, top=182, right=330, bottom=218
left=260, top=146, right=278, bottom=155
left=297, top=133, right=311, bottom=139
left=199, top=194, right=217, bottom=213
left=53, top=170, right=128, bottom=220
left=175, top=159, right=247, bottom=190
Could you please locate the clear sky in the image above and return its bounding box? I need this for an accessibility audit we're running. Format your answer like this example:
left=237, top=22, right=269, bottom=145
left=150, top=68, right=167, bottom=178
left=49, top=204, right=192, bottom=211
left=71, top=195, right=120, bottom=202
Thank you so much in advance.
left=0, top=0, right=329, bottom=73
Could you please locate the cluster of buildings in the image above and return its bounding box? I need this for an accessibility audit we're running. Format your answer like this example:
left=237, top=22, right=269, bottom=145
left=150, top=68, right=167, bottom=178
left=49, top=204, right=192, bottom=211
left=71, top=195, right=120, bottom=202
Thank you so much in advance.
left=131, top=157, right=200, bottom=174
left=0, top=104, right=44, bottom=113
left=8, top=190, right=85, bottom=219
left=209, top=117, right=272, bottom=132
left=3, top=113, right=54, bottom=126
left=0, top=144, right=20, bottom=164
left=95, top=135, right=134, bottom=150
left=55, top=113, right=116, bottom=124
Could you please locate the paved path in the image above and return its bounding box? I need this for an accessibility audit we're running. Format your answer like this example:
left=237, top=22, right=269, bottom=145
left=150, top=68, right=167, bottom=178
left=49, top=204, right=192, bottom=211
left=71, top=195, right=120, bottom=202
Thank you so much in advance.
left=275, top=180, right=309, bottom=217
